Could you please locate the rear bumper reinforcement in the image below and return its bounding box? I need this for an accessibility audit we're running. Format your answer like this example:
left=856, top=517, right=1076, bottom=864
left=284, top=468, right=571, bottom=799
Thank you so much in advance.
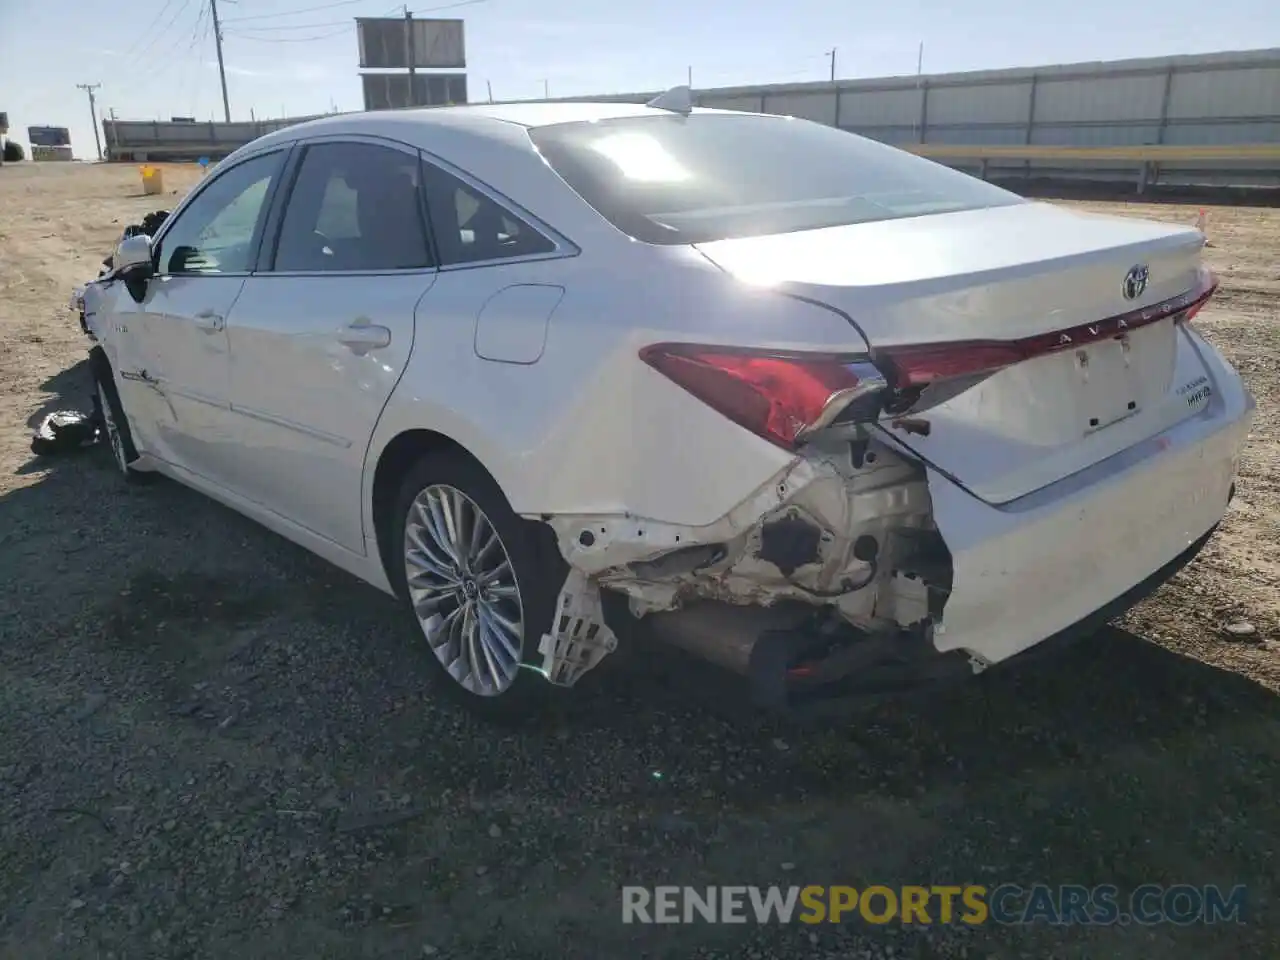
left=748, top=523, right=1217, bottom=715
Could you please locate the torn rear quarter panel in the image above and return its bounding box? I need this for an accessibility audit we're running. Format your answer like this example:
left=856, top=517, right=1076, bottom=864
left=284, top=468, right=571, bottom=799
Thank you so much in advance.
left=546, top=435, right=953, bottom=635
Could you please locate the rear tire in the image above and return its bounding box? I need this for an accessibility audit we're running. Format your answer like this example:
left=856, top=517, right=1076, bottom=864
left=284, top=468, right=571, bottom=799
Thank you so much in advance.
left=388, top=450, right=568, bottom=722
left=92, top=362, right=149, bottom=483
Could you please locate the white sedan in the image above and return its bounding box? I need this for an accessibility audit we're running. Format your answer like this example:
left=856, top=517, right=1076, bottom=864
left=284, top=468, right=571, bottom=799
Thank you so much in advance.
left=81, top=91, right=1254, bottom=719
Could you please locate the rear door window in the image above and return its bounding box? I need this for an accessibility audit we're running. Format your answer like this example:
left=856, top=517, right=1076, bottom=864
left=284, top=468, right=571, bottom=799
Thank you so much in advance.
left=419, top=162, right=556, bottom=266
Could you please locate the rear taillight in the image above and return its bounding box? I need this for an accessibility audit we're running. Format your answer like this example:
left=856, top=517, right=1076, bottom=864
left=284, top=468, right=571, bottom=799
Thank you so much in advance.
left=877, top=267, right=1219, bottom=392
left=639, top=343, right=887, bottom=450
left=1182, top=270, right=1217, bottom=322
left=875, top=342, right=1022, bottom=391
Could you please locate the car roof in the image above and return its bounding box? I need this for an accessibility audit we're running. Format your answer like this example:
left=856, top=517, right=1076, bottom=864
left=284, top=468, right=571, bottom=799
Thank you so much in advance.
left=423, top=100, right=707, bottom=127
left=246, top=101, right=749, bottom=150
left=226, top=101, right=761, bottom=234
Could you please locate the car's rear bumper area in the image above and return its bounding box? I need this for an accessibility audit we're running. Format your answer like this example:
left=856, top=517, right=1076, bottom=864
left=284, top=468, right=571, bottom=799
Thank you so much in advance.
left=749, top=519, right=1218, bottom=713
left=922, top=352, right=1254, bottom=667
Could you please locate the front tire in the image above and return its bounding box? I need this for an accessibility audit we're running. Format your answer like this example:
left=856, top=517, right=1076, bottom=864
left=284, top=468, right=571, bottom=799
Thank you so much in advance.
left=388, top=450, right=567, bottom=722
left=92, top=362, right=148, bottom=483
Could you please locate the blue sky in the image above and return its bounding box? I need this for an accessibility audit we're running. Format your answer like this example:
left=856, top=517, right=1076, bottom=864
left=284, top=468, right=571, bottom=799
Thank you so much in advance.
left=2, top=0, right=1276, bottom=159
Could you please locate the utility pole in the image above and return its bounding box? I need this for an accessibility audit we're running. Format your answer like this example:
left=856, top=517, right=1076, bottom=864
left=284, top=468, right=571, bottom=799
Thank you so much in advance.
left=405, top=6, right=417, bottom=107
left=687, top=65, right=692, bottom=88
left=486, top=79, right=494, bottom=103
left=827, top=48, right=837, bottom=83
left=76, top=83, right=103, bottom=160
left=916, top=41, right=924, bottom=75
left=210, top=0, right=231, bottom=120
left=542, top=78, right=549, bottom=99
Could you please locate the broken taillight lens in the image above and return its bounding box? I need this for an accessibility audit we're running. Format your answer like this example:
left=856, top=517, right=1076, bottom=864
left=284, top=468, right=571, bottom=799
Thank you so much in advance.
left=639, top=343, right=887, bottom=450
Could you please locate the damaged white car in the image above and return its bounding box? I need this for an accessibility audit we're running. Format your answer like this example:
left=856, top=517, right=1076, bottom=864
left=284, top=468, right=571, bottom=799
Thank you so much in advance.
left=80, top=93, right=1254, bottom=718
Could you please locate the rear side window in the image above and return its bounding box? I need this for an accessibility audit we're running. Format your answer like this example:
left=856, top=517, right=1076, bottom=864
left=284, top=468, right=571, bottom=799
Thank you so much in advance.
left=273, top=141, right=432, bottom=272
left=528, top=114, right=1025, bottom=245
left=420, top=162, right=556, bottom=266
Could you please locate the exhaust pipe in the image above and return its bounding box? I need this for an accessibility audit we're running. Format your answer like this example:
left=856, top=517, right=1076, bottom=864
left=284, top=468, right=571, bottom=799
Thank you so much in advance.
left=642, top=601, right=814, bottom=675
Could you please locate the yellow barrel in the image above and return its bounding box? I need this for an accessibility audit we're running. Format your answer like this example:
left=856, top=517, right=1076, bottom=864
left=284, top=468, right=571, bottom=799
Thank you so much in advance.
left=140, top=165, right=165, bottom=196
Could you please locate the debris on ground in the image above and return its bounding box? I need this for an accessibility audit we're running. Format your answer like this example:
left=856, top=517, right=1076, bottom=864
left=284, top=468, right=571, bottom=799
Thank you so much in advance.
left=1222, top=620, right=1258, bottom=640
left=29, top=405, right=101, bottom=456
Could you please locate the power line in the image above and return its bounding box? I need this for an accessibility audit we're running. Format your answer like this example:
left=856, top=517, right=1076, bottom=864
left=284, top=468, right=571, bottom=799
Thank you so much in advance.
left=119, top=0, right=182, bottom=60
left=173, top=5, right=211, bottom=109
left=225, top=1, right=400, bottom=42
left=191, top=14, right=215, bottom=112
left=415, top=0, right=490, bottom=11
left=226, top=24, right=353, bottom=40
left=222, top=0, right=375, bottom=23
left=117, top=0, right=204, bottom=84
left=132, top=0, right=198, bottom=68
left=409, top=0, right=490, bottom=14
left=223, top=0, right=485, bottom=23
left=225, top=17, right=359, bottom=30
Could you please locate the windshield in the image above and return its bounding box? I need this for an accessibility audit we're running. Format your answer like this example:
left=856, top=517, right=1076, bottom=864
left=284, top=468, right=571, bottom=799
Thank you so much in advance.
left=528, top=113, right=1025, bottom=245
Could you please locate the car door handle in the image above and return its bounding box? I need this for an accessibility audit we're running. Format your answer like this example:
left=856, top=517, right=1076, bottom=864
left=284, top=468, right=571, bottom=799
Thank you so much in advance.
left=193, top=310, right=225, bottom=333
left=337, top=323, right=392, bottom=354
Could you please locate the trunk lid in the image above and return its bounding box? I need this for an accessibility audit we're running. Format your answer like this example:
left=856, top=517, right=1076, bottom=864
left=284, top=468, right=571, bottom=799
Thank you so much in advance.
left=695, top=201, right=1215, bottom=505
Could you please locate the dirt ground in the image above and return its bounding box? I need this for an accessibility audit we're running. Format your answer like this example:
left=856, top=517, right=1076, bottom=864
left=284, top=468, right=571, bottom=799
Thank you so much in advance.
left=1, top=162, right=1278, bottom=960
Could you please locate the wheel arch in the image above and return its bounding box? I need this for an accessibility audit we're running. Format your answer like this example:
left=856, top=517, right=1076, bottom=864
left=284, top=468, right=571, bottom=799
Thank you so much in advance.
left=87, top=343, right=112, bottom=379
left=367, top=426, right=568, bottom=596
left=87, top=344, right=126, bottom=408
left=369, top=428, right=494, bottom=587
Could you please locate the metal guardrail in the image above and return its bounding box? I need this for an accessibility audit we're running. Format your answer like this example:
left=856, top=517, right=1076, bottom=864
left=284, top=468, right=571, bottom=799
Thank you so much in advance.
left=101, top=114, right=1280, bottom=192
left=906, top=144, right=1280, bottom=162
left=901, top=143, right=1280, bottom=192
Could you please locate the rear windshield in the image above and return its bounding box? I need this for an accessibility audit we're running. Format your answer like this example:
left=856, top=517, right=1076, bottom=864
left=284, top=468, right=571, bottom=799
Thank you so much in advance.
left=528, top=113, right=1025, bottom=245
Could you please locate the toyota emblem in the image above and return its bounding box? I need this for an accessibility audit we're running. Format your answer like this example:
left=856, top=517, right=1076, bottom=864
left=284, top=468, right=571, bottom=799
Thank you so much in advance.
left=1123, top=264, right=1149, bottom=301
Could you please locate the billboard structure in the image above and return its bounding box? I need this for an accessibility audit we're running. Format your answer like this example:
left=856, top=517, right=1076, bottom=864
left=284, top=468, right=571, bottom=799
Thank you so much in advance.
left=31, top=146, right=74, bottom=161
left=362, top=74, right=468, bottom=110
left=357, top=17, right=465, bottom=68
left=357, top=17, right=467, bottom=110
left=28, top=126, right=71, bottom=147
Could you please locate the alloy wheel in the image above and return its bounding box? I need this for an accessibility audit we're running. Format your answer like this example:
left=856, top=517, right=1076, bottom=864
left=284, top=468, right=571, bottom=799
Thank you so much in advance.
left=403, top=484, right=527, bottom=696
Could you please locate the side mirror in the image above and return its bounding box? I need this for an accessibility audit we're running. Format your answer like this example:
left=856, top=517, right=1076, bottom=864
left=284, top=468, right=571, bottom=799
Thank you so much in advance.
left=114, top=234, right=156, bottom=304
left=114, top=234, right=155, bottom=278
